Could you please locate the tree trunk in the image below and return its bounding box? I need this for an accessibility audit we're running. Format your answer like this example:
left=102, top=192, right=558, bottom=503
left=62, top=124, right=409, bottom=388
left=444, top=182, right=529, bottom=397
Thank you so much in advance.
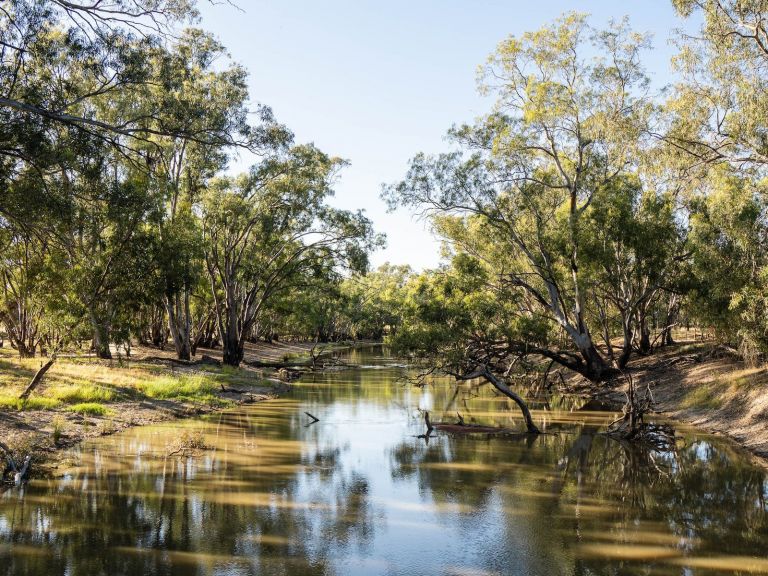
left=219, top=283, right=245, bottom=367
left=151, top=305, right=168, bottom=349
left=661, top=294, right=679, bottom=347
left=617, top=316, right=634, bottom=369
left=89, top=310, right=112, bottom=359
left=19, top=355, right=56, bottom=400
left=639, top=326, right=651, bottom=355
left=15, top=342, right=35, bottom=358
left=221, top=306, right=244, bottom=367
left=481, top=369, right=540, bottom=433
left=165, top=291, right=191, bottom=361
left=221, top=329, right=243, bottom=367
left=578, top=342, right=616, bottom=382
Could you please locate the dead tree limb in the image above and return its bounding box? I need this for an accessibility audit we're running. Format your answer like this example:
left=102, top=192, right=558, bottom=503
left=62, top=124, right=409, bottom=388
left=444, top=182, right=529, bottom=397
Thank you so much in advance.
left=0, top=441, right=17, bottom=476
left=417, top=411, right=434, bottom=440
left=0, top=441, right=31, bottom=484
left=19, top=355, right=57, bottom=400
left=467, top=368, right=541, bottom=434
left=304, top=412, right=320, bottom=424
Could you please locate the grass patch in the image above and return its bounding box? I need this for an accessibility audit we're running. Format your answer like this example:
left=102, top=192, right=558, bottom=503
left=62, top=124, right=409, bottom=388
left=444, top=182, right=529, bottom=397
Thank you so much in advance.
left=48, top=383, right=115, bottom=403
left=68, top=402, right=112, bottom=416
left=138, top=374, right=224, bottom=404
left=0, top=394, right=61, bottom=411
left=676, top=342, right=712, bottom=355
left=51, top=415, right=67, bottom=443
left=680, top=383, right=723, bottom=410
left=0, top=352, right=269, bottom=416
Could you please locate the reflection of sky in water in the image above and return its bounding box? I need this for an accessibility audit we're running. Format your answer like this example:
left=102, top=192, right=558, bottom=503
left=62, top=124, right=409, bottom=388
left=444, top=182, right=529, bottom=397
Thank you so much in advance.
left=1, top=347, right=768, bottom=575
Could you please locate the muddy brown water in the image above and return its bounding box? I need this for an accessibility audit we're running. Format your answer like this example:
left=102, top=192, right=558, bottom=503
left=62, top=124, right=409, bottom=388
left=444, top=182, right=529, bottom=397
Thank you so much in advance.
left=1, top=347, right=768, bottom=575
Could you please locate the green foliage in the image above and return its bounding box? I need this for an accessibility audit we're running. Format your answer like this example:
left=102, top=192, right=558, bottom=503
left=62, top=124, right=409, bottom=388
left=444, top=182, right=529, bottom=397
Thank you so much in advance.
left=201, top=146, right=382, bottom=364
left=688, top=170, right=768, bottom=358
left=670, top=0, right=768, bottom=167
left=386, top=13, right=658, bottom=380
left=68, top=403, right=112, bottom=416
left=0, top=0, right=381, bottom=369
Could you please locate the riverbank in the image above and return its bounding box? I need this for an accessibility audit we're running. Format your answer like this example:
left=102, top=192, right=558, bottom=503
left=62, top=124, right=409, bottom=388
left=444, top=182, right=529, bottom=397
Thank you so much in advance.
left=0, top=340, right=339, bottom=473
left=600, top=340, right=768, bottom=464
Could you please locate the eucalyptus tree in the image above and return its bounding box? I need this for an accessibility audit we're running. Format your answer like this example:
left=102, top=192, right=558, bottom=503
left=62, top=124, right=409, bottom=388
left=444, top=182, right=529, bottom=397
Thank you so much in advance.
left=135, top=29, right=290, bottom=360
left=667, top=0, right=768, bottom=168
left=391, top=258, right=542, bottom=433
left=54, top=143, right=161, bottom=359
left=664, top=0, right=768, bottom=357
left=687, top=169, right=768, bottom=358
left=386, top=14, right=653, bottom=382
left=338, top=263, right=413, bottom=340
left=0, top=229, right=47, bottom=357
left=0, top=1, right=248, bottom=239
left=580, top=176, right=685, bottom=366
left=202, top=145, right=381, bottom=366
left=0, top=0, right=201, bottom=162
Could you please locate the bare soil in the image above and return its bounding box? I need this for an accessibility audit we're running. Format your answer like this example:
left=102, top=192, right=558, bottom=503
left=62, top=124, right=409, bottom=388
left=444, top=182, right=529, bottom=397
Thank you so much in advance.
left=601, top=339, right=768, bottom=464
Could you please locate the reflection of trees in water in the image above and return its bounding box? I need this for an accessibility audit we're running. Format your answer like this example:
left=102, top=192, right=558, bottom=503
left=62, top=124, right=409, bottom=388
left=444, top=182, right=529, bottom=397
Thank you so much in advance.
left=388, top=426, right=768, bottom=576
left=0, top=406, right=378, bottom=576
left=2, top=347, right=768, bottom=576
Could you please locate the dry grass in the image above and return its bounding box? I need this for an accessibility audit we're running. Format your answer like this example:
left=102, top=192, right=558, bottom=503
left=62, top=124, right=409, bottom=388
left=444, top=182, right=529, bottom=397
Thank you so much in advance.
left=0, top=346, right=269, bottom=414
left=0, top=343, right=281, bottom=476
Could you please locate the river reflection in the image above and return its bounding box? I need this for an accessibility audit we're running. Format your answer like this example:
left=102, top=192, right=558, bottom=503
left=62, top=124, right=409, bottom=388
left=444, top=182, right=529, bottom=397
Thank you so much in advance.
left=1, top=347, right=768, bottom=575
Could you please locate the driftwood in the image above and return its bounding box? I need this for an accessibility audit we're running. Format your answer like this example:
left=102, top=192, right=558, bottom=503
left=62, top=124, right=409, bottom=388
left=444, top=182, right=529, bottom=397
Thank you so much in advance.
left=419, top=411, right=523, bottom=436
left=304, top=412, right=320, bottom=425
left=19, top=355, right=57, bottom=400
left=0, top=441, right=31, bottom=484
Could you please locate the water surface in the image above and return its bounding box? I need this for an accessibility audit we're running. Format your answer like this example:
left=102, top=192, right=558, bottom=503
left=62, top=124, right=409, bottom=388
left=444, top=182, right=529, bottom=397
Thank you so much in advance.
left=2, top=347, right=768, bottom=575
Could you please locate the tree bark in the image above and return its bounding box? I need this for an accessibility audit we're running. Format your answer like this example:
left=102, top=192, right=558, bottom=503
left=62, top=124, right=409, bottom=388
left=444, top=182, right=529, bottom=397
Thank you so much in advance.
left=220, top=286, right=244, bottom=367
left=19, top=355, right=56, bottom=400
left=89, top=309, right=112, bottom=359
left=221, top=331, right=243, bottom=366
left=578, top=342, right=616, bottom=382
left=165, top=290, right=191, bottom=361
left=480, top=369, right=540, bottom=434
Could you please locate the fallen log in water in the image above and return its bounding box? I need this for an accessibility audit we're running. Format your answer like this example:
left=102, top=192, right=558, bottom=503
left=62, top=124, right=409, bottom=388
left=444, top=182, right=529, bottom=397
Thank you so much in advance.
left=420, top=411, right=525, bottom=436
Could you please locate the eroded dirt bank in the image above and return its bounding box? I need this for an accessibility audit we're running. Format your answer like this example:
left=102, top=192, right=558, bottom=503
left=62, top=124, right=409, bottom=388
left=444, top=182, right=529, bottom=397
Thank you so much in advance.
left=599, top=340, right=768, bottom=464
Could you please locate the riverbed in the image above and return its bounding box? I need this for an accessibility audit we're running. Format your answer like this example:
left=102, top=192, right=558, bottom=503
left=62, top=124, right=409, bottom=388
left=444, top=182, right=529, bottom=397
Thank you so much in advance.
left=1, top=346, right=767, bottom=575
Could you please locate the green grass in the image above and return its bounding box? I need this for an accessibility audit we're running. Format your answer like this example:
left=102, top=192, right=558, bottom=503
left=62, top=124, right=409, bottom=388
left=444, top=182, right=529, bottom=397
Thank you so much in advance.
left=680, top=383, right=723, bottom=410
left=68, top=402, right=113, bottom=416
left=48, top=383, right=115, bottom=403
left=677, top=342, right=712, bottom=355
left=138, top=374, right=224, bottom=403
left=0, top=352, right=269, bottom=416
left=0, top=394, right=61, bottom=411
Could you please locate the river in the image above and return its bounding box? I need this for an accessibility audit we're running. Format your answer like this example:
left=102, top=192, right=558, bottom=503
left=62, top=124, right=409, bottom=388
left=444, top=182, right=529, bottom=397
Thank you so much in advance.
left=1, top=346, right=768, bottom=575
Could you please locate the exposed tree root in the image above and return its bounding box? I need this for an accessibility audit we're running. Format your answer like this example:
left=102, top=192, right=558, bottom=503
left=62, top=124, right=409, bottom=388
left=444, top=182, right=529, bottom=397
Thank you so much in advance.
left=0, top=440, right=32, bottom=484
left=602, top=372, right=676, bottom=451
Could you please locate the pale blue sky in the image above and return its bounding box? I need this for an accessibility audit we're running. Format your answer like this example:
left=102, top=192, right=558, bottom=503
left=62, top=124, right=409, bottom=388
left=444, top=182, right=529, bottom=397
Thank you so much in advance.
left=197, top=1, right=688, bottom=270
